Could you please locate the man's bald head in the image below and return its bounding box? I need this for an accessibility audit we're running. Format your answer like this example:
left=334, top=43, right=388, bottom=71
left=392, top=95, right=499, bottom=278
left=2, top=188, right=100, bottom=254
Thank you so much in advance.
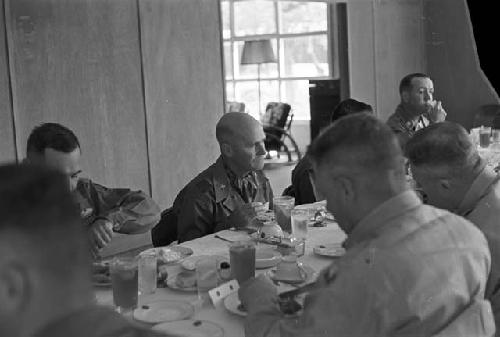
left=216, top=112, right=262, bottom=144
left=216, top=112, right=267, bottom=174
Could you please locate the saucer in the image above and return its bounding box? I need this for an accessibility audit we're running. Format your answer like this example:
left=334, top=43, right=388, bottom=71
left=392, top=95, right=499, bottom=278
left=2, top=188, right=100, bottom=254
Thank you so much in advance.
left=224, top=291, right=247, bottom=317
left=268, top=263, right=316, bottom=285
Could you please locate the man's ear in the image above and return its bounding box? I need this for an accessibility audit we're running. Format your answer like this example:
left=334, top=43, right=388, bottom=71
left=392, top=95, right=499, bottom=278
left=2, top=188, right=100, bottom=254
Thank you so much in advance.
left=220, top=143, right=233, bottom=157
left=336, top=176, right=355, bottom=202
left=0, top=261, right=30, bottom=318
left=401, top=91, right=410, bottom=104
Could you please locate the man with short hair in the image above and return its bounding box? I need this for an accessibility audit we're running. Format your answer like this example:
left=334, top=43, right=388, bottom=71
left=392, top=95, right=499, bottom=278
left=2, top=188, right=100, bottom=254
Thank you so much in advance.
left=287, top=98, right=373, bottom=204
left=152, top=112, right=273, bottom=245
left=25, top=123, right=160, bottom=257
left=0, top=164, right=166, bottom=337
left=239, top=114, right=494, bottom=337
left=387, top=73, right=447, bottom=149
left=406, top=121, right=500, bottom=335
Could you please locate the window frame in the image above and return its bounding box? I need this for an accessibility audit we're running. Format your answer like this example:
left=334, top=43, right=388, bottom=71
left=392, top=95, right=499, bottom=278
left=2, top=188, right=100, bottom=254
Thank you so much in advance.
left=222, top=0, right=333, bottom=120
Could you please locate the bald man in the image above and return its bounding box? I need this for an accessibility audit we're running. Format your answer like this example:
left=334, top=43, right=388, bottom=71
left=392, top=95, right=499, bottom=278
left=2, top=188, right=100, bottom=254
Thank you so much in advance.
left=152, top=113, right=273, bottom=244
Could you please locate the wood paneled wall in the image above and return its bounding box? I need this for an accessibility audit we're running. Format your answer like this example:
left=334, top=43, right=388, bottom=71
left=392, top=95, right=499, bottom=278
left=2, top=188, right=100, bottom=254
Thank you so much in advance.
left=0, top=0, right=223, bottom=205
left=139, top=0, right=224, bottom=208
left=424, top=0, right=499, bottom=129
left=346, top=0, right=425, bottom=121
left=5, top=0, right=150, bottom=192
left=0, top=0, right=16, bottom=164
left=0, top=0, right=224, bottom=254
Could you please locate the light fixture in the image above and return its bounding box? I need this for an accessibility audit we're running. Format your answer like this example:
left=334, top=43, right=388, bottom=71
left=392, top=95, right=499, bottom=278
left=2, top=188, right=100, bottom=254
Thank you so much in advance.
left=240, top=39, right=277, bottom=116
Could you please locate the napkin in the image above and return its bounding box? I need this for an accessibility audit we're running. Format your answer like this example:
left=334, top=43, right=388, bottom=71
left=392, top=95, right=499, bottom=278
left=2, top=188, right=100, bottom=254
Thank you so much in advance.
left=214, top=230, right=251, bottom=242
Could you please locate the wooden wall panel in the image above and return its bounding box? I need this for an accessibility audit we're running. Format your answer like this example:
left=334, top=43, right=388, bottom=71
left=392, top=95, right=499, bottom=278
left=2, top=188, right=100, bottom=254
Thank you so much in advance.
left=424, top=0, right=499, bottom=129
left=139, top=0, right=224, bottom=208
left=5, top=0, right=150, bottom=192
left=374, top=0, right=425, bottom=121
left=0, top=0, right=16, bottom=164
left=347, top=1, right=376, bottom=111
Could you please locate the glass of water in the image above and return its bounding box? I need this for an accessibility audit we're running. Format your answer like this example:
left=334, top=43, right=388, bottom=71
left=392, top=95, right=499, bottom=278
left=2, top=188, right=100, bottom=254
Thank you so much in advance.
left=195, top=257, right=219, bottom=305
left=291, top=208, right=311, bottom=256
left=138, top=250, right=157, bottom=296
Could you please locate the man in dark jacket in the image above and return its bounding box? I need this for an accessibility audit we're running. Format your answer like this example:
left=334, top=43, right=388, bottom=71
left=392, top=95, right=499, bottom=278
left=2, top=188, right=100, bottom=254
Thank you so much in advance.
left=152, top=112, right=273, bottom=245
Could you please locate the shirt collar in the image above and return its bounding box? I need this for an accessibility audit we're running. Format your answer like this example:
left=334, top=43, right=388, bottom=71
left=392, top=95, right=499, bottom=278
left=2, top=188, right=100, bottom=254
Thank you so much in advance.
left=456, top=163, right=499, bottom=216
left=343, top=190, right=422, bottom=249
left=395, top=104, right=428, bottom=131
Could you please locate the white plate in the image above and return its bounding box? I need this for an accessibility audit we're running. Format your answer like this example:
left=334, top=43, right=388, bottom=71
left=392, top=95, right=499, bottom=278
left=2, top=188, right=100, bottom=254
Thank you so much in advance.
left=255, top=249, right=281, bottom=269
left=141, top=245, right=193, bottom=265
left=268, top=263, right=316, bottom=285
left=313, top=243, right=346, bottom=257
left=181, top=255, right=229, bottom=271
left=153, top=319, right=224, bottom=337
left=133, top=300, right=194, bottom=324
left=224, top=291, right=247, bottom=317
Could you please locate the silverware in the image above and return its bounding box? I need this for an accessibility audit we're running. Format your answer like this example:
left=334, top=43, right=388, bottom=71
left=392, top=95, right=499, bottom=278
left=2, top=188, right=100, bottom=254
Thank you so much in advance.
left=278, top=282, right=317, bottom=299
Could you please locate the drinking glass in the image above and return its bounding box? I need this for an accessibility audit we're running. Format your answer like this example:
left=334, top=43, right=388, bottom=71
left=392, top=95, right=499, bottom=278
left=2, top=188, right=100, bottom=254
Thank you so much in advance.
left=273, top=196, right=295, bottom=233
left=291, top=208, right=311, bottom=256
left=138, top=251, right=157, bottom=296
left=229, top=241, right=256, bottom=285
left=492, top=129, right=500, bottom=144
left=479, top=126, right=491, bottom=148
left=110, top=256, right=138, bottom=313
left=195, top=257, right=219, bottom=305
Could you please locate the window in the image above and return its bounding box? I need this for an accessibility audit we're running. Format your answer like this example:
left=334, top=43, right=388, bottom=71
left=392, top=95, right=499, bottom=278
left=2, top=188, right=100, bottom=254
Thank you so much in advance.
left=222, top=0, right=331, bottom=120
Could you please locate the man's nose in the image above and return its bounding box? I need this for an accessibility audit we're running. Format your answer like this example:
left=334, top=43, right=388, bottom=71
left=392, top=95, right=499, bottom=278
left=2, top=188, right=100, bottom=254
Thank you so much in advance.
left=256, top=142, right=267, bottom=156
left=424, top=91, right=432, bottom=101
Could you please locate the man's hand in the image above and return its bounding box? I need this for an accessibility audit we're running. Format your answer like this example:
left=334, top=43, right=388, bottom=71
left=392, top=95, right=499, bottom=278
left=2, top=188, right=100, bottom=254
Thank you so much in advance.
left=239, top=274, right=277, bottom=309
left=88, top=219, right=114, bottom=257
left=427, top=100, right=447, bottom=123
left=228, top=202, right=267, bottom=229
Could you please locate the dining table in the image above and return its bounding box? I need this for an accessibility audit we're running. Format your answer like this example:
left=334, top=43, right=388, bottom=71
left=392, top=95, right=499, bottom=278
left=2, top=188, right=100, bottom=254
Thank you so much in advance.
left=94, top=210, right=347, bottom=337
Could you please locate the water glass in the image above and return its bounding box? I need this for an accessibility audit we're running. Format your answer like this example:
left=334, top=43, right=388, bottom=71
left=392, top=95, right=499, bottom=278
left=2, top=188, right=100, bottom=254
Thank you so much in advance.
left=479, top=126, right=492, bottom=148
left=138, top=251, right=157, bottom=296
left=273, top=196, right=295, bottom=233
left=195, top=257, right=219, bottom=304
left=110, top=256, right=138, bottom=313
left=493, top=129, right=500, bottom=144
left=229, top=241, right=256, bottom=285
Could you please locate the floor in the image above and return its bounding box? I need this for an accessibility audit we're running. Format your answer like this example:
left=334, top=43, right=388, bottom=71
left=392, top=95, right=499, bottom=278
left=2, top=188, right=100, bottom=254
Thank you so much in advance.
left=263, top=154, right=299, bottom=196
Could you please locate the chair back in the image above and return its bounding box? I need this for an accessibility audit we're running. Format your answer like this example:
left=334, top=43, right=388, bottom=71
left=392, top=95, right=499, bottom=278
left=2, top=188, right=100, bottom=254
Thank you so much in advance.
left=261, top=102, right=292, bottom=129
left=226, top=101, right=246, bottom=114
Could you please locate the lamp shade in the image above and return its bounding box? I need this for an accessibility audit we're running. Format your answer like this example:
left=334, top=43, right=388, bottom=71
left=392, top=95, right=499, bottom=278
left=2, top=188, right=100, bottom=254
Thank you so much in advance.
left=240, top=39, right=276, bottom=65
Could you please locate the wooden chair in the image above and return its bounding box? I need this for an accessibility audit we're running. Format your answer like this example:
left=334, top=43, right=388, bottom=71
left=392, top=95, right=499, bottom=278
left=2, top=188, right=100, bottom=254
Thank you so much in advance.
left=261, top=102, right=301, bottom=162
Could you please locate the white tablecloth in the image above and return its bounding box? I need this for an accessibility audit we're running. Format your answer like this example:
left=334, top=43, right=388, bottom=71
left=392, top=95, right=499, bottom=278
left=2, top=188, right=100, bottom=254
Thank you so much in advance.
left=95, top=222, right=347, bottom=336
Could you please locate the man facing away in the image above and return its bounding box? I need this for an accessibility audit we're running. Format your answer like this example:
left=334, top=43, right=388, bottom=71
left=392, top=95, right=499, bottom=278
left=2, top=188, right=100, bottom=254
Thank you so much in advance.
left=152, top=112, right=273, bottom=245
left=0, top=164, right=167, bottom=337
left=238, top=114, right=494, bottom=337
left=287, top=98, right=373, bottom=205
left=406, top=121, right=500, bottom=335
left=25, top=123, right=161, bottom=257
left=387, top=73, right=447, bottom=149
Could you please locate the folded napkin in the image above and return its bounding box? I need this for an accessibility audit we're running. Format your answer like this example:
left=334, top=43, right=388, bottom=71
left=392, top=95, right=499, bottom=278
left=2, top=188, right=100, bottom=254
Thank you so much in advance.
left=214, top=230, right=251, bottom=242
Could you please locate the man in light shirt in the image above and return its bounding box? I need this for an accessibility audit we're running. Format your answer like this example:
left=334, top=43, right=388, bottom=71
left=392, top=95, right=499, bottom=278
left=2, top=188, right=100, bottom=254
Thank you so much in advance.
left=239, top=114, right=494, bottom=337
left=406, top=121, right=500, bottom=335
left=387, top=73, right=447, bottom=149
